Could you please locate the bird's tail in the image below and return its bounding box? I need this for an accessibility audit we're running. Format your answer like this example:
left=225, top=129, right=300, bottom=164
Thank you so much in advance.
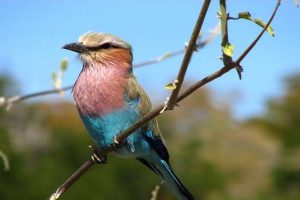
left=155, top=158, right=195, bottom=200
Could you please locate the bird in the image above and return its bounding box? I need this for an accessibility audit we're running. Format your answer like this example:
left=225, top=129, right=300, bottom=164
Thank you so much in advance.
left=63, top=32, right=195, bottom=200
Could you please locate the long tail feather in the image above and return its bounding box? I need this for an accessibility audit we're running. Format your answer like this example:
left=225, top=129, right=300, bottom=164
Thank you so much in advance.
left=157, top=159, right=195, bottom=200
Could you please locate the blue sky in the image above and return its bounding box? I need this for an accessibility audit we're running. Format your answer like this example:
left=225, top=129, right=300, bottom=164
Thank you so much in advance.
left=0, top=0, right=299, bottom=119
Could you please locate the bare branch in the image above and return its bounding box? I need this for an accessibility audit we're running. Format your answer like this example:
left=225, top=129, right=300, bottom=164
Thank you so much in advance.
left=134, top=51, right=184, bottom=68
left=49, top=160, right=95, bottom=200
left=0, top=86, right=72, bottom=110
left=204, top=23, right=221, bottom=46
left=134, top=23, right=220, bottom=68
left=235, top=0, right=281, bottom=64
left=219, top=0, right=229, bottom=49
left=164, top=0, right=211, bottom=111
left=219, top=0, right=242, bottom=79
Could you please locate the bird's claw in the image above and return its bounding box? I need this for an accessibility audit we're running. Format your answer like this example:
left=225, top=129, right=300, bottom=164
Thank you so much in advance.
left=112, top=136, right=120, bottom=147
left=89, top=145, right=107, bottom=164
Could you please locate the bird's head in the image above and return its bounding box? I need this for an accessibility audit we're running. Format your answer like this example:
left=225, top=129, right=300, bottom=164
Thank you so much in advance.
left=63, top=32, right=133, bottom=66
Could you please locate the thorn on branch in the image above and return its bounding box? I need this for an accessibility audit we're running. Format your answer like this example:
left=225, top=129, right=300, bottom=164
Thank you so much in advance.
left=236, top=64, right=244, bottom=80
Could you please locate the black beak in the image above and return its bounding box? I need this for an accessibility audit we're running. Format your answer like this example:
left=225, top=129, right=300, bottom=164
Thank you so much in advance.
left=62, top=42, right=88, bottom=53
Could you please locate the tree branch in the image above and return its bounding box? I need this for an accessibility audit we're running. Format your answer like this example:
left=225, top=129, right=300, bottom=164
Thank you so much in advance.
left=49, top=160, right=94, bottom=200
left=165, top=0, right=211, bottom=111
left=235, top=0, right=281, bottom=65
left=133, top=23, right=219, bottom=69
left=219, top=0, right=229, bottom=48
left=0, top=86, right=72, bottom=110
left=219, top=0, right=241, bottom=79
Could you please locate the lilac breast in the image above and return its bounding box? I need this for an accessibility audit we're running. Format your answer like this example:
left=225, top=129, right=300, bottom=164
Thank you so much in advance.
left=73, top=64, right=129, bottom=116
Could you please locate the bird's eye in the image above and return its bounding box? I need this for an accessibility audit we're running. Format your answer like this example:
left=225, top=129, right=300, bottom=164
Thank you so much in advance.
left=100, top=43, right=114, bottom=49
left=87, top=43, right=118, bottom=51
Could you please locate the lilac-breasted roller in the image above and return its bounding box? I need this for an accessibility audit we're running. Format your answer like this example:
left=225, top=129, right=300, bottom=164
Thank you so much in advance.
left=63, top=32, right=195, bottom=200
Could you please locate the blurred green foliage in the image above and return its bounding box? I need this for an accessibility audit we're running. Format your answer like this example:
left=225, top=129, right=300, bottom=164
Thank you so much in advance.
left=1, top=72, right=300, bottom=199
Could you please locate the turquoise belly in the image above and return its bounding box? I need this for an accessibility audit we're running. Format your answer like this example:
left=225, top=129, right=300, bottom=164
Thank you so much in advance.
left=79, top=107, right=151, bottom=157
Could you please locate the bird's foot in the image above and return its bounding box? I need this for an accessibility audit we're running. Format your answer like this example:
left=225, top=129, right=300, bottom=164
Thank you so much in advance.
left=112, top=136, right=121, bottom=147
left=89, top=145, right=107, bottom=164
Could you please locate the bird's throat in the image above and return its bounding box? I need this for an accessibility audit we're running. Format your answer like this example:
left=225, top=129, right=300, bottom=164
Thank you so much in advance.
left=73, top=62, right=130, bottom=116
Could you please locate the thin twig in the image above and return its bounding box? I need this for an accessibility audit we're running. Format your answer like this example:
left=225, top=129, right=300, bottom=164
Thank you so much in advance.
left=134, top=51, right=184, bottom=68
left=219, top=0, right=229, bottom=50
left=48, top=1, right=281, bottom=199
left=165, top=0, right=211, bottom=111
left=134, top=23, right=220, bottom=68
left=0, top=86, right=72, bottom=110
left=219, top=0, right=241, bottom=79
left=235, top=0, right=281, bottom=64
left=49, top=160, right=94, bottom=200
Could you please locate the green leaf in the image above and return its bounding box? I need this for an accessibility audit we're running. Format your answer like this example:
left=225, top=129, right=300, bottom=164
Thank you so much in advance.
left=238, top=12, right=251, bottom=19
left=164, top=82, right=177, bottom=90
left=222, top=43, right=235, bottom=57
left=60, top=59, right=68, bottom=71
left=266, top=25, right=275, bottom=37
left=253, top=18, right=265, bottom=27
left=51, top=72, right=57, bottom=82
left=253, top=18, right=275, bottom=37
left=238, top=13, right=275, bottom=37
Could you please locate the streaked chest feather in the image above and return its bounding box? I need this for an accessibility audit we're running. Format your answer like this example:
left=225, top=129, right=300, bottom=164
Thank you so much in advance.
left=73, top=63, right=129, bottom=116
